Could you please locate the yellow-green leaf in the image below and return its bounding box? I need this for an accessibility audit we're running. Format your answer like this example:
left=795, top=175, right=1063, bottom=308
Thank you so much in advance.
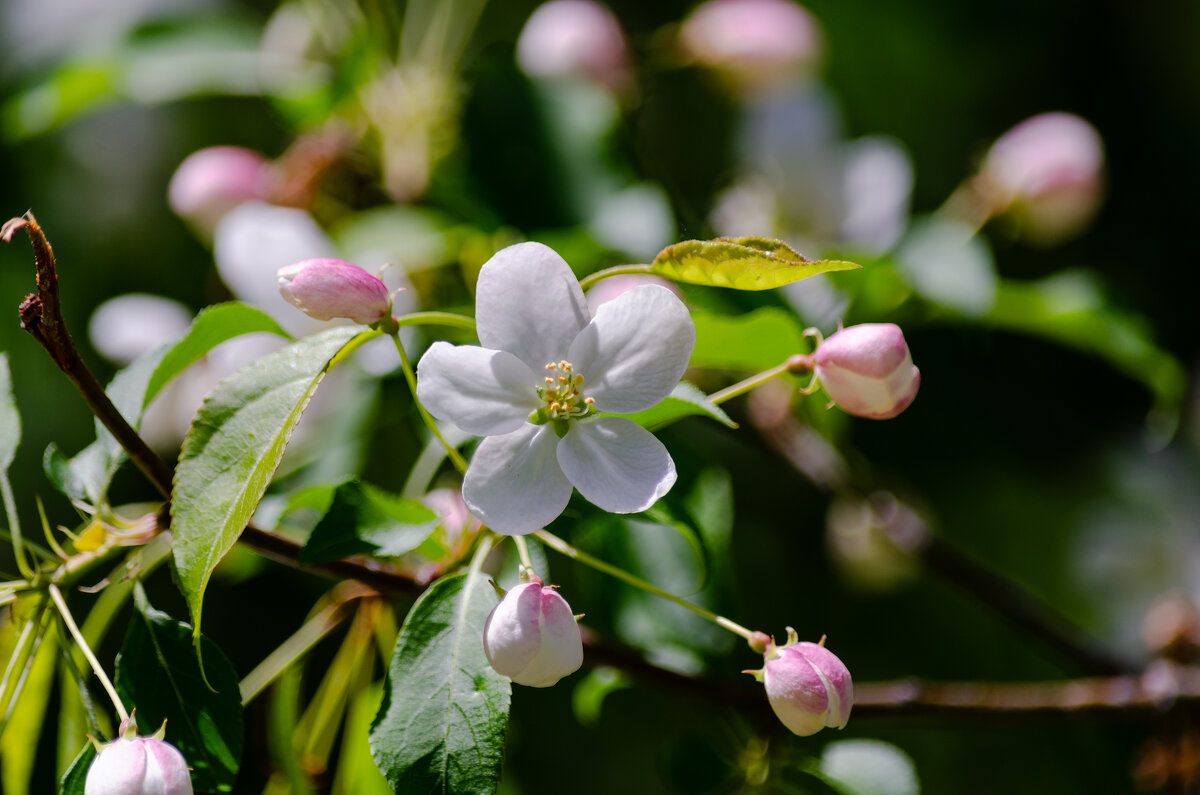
left=650, top=237, right=860, bottom=290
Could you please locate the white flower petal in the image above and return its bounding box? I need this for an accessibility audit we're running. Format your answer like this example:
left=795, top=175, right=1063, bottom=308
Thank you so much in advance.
left=463, top=424, right=573, bottom=534
left=567, top=285, right=695, bottom=413
left=556, top=417, right=676, bottom=513
left=476, top=242, right=590, bottom=372
left=416, top=342, right=539, bottom=436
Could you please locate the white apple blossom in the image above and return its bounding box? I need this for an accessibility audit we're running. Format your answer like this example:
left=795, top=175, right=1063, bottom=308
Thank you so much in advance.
left=416, top=242, right=695, bottom=534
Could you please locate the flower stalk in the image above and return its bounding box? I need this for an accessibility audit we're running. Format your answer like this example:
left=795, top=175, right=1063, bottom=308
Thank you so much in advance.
left=577, top=264, right=653, bottom=291
left=49, top=584, right=128, bottom=723
left=534, top=530, right=766, bottom=650
left=707, top=354, right=815, bottom=406
left=389, top=331, right=469, bottom=474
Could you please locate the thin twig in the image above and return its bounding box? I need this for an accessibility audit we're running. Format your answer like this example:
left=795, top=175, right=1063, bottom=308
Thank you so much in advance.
left=6, top=213, right=174, bottom=497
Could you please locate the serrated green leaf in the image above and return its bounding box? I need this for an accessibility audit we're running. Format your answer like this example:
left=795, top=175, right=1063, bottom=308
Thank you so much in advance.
left=620, top=382, right=737, bottom=431
left=370, top=572, right=510, bottom=795
left=651, top=237, right=860, bottom=290
left=115, top=585, right=243, bottom=792
left=60, top=743, right=96, bottom=795
left=145, top=301, right=291, bottom=408
left=0, top=355, right=20, bottom=470
left=171, top=326, right=372, bottom=638
left=691, top=308, right=807, bottom=371
left=300, top=481, right=439, bottom=565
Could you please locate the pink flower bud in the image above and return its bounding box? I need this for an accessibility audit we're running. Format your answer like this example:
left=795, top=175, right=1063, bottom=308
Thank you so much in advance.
left=483, top=577, right=583, bottom=688
left=277, top=258, right=392, bottom=325
left=168, top=146, right=270, bottom=234
left=516, top=0, right=631, bottom=90
left=979, top=112, right=1104, bottom=244
left=814, top=323, right=920, bottom=419
left=679, top=0, right=823, bottom=93
left=747, top=628, right=852, bottom=737
left=86, top=715, right=193, bottom=795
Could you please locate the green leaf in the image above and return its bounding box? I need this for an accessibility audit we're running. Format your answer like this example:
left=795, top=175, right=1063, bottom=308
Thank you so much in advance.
left=650, top=237, right=860, bottom=290
left=42, top=345, right=170, bottom=505
left=337, top=684, right=394, bottom=795
left=145, top=301, right=291, bottom=408
left=60, top=743, right=96, bottom=795
left=300, top=481, right=439, bottom=565
left=2, top=61, right=119, bottom=141
left=0, top=622, right=56, bottom=795
left=115, top=585, right=243, bottom=792
left=370, top=572, right=511, bottom=795
left=0, top=354, right=20, bottom=470
left=3, top=17, right=265, bottom=141
left=620, top=382, right=737, bottom=431
left=171, top=326, right=371, bottom=637
left=691, top=308, right=807, bottom=371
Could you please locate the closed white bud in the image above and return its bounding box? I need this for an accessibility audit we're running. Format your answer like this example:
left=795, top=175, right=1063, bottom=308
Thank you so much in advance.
left=86, top=715, right=193, bottom=795
left=483, top=577, right=583, bottom=688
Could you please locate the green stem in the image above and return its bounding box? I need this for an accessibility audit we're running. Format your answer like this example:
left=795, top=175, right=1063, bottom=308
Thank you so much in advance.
left=389, top=332, right=469, bottom=475
left=394, top=311, right=477, bottom=333
left=49, top=584, right=128, bottom=723
left=707, top=354, right=814, bottom=406
left=534, top=530, right=761, bottom=645
left=513, top=536, right=535, bottom=577
left=0, top=599, right=45, bottom=712
left=469, top=533, right=495, bottom=578
left=578, top=264, right=654, bottom=291
left=239, top=586, right=368, bottom=706
left=0, top=471, right=33, bottom=580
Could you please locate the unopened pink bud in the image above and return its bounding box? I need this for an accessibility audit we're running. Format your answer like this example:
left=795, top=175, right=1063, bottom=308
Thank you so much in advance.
left=277, top=258, right=392, bottom=325
left=168, top=146, right=270, bottom=233
left=753, top=629, right=852, bottom=737
left=483, top=578, right=583, bottom=688
left=86, top=716, right=193, bottom=795
left=679, top=0, right=823, bottom=93
left=980, top=112, right=1104, bottom=244
left=516, top=0, right=631, bottom=90
left=814, top=323, right=920, bottom=419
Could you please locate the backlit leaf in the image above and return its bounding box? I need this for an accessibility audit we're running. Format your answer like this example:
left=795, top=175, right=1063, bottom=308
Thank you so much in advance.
left=651, top=237, right=859, bottom=291
left=171, top=326, right=372, bottom=638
